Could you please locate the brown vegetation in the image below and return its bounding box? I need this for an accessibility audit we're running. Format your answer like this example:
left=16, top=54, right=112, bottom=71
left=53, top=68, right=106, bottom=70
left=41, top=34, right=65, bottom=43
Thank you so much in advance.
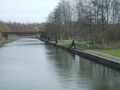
left=45, top=0, right=120, bottom=47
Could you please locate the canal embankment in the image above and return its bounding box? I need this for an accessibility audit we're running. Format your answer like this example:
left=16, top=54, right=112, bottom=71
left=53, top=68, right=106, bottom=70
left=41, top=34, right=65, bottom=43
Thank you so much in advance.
left=0, top=33, right=6, bottom=46
left=0, top=35, right=19, bottom=46
left=40, top=38, right=120, bottom=71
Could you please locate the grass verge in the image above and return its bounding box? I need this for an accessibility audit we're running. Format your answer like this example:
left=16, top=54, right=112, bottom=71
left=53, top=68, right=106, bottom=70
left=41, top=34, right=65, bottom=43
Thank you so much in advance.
left=60, top=40, right=120, bottom=57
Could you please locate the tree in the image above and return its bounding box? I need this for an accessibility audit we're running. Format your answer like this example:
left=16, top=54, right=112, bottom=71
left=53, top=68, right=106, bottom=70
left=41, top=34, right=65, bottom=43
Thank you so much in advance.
left=0, top=22, right=7, bottom=32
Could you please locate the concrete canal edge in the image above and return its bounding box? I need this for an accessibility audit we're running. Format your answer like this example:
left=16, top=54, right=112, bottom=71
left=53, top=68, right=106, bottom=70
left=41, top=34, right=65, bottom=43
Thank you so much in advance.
left=40, top=39, right=120, bottom=71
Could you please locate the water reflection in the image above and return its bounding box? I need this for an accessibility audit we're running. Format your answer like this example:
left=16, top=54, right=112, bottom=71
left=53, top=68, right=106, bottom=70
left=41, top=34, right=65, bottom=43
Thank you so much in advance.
left=46, top=45, right=120, bottom=90
left=0, top=39, right=119, bottom=90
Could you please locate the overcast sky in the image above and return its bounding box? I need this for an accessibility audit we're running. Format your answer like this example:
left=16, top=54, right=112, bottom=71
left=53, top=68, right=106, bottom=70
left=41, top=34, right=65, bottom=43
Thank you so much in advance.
left=0, top=0, right=59, bottom=23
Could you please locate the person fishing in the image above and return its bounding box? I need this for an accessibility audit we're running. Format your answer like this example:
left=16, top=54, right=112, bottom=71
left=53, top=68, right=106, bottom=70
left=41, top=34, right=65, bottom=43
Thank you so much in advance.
left=71, top=40, right=76, bottom=49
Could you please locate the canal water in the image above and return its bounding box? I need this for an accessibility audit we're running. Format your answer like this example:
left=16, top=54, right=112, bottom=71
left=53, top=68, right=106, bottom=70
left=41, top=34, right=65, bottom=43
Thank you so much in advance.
left=0, top=38, right=120, bottom=90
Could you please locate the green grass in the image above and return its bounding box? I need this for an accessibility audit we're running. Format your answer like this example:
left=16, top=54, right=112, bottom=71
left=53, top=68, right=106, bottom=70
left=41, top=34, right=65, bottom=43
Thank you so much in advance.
left=60, top=39, right=120, bottom=57
left=60, top=40, right=101, bottom=49
left=95, top=48, right=120, bottom=57
left=60, top=40, right=72, bottom=46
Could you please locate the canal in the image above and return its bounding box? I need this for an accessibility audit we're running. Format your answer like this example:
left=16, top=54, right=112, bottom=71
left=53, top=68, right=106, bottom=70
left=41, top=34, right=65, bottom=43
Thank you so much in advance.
left=0, top=38, right=120, bottom=90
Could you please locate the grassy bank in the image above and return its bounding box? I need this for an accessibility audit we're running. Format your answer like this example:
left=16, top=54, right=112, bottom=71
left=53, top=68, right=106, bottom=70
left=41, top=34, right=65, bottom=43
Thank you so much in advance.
left=0, top=33, right=13, bottom=46
left=96, top=49, right=120, bottom=57
left=60, top=40, right=101, bottom=49
left=0, top=33, right=5, bottom=46
left=60, top=40, right=120, bottom=57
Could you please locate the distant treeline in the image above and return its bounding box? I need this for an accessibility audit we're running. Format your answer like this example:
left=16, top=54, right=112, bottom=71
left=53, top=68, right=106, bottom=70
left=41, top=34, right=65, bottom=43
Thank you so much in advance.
left=6, top=22, right=46, bottom=32
left=0, top=22, right=7, bottom=32
left=0, top=21, right=46, bottom=32
left=45, top=0, right=120, bottom=46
